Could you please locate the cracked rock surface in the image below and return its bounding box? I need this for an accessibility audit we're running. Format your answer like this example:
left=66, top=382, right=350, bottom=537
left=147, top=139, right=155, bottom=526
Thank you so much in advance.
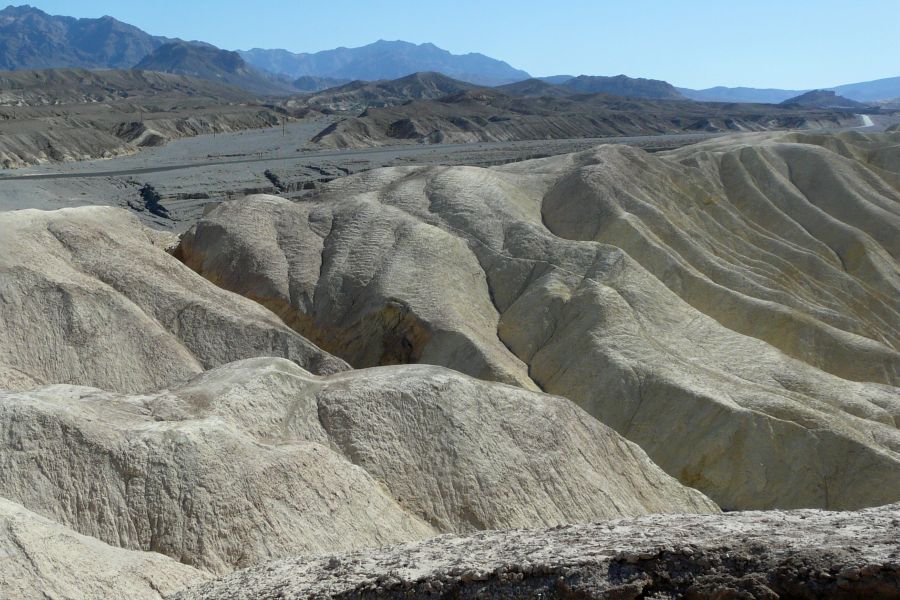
left=173, top=503, right=900, bottom=600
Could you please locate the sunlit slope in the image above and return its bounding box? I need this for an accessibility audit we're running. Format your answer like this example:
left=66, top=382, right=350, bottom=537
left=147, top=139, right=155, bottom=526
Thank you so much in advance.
left=177, top=131, right=900, bottom=510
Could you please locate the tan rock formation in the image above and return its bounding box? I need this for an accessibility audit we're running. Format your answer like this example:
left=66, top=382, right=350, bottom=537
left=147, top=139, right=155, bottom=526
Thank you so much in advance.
left=0, top=207, right=347, bottom=393
left=0, top=496, right=207, bottom=600
left=0, top=357, right=714, bottom=574
left=176, top=132, right=900, bottom=510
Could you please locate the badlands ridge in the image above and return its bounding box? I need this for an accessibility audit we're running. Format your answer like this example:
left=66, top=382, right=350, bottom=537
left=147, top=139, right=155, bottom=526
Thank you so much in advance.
left=0, top=130, right=898, bottom=598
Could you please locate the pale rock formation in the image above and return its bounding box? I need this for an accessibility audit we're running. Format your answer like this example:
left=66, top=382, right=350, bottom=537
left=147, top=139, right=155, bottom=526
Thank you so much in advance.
left=0, top=206, right=347, bottom=393
left=0, top=357, right=714, bottom=574
left=0, top=496, right=208, bottom=600
left=176, top=132, right=900, bottom=510
left=174, top=503, right=900, bottom=600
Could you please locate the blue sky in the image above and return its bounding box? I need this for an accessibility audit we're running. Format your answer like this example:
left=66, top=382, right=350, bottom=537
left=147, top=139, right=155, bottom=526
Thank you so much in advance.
left=21, top=0, right=900, bottom=89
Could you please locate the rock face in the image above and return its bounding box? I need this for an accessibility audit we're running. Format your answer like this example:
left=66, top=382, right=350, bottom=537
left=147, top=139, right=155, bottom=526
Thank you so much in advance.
left=173, top=503, right=900, bottom=600
left=0, top=5, right=167, bottom=71
left=0, top=357, right=714, bottom=574
left=0, top=496, right=207, bottom=600
left=0, top=207, right=347, bottom=393
left=176, top=131, right=900, bottom=511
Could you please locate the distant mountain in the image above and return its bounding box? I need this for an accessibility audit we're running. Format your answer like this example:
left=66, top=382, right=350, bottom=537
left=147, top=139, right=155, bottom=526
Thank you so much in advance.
left=678, top=86, right=805, bottom=104
left=135, top=42, right=294, bottom=96
left=681, top=75, right=900, bottom=104
left=239, top=40, right=530, bottom=86
left=780, top=90, right=867, bottom=109
left=559, top=75, right=686, bottom=100
left=0, top=4, right=168, bottom=70
left=300, top=71, right=477, bottom=112
left=831, top=76, right=900, bottom=102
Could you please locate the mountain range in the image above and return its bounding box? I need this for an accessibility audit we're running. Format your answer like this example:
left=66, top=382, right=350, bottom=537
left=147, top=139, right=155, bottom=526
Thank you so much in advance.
left=0, top=4, right=168, bottom=70
left=680, top=75, right=900, bottom=104
left=238, top=40, right=530, bottom=86
left=0, top=4, right=897, bottom=102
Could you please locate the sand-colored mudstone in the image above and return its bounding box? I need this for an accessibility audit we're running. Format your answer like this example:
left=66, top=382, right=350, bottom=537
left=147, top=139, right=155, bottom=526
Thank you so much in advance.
left=177, top=131, right=900, bottom=510
left=0, top=496, right=208, bottom=600
left=0, top=206, right=347, bottom=393
left=0, top=357, right=714, bottom=574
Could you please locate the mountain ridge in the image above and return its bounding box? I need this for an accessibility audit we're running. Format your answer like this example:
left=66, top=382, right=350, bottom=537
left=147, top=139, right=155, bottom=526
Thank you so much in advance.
left=135, top=41, right=296, bottom=95
left=559, top=74, right=686, bottom=99
left=680, top=74, right=900, bottom=104
left=239, top=40, right=531, bottom=86
left=0, top=4, right=169, bottom=70
left=0, top=5, right=895, bottom=102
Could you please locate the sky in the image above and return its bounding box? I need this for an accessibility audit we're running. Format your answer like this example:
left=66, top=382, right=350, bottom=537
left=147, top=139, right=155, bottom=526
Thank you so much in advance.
left=20, top=0, right=900, bottom=89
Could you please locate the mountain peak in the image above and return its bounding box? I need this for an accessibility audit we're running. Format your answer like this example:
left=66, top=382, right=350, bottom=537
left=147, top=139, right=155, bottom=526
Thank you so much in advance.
left=780, top=89, right=865, bottom=108
left=1, top=4, right=41, bottom=14
left=0, top=5, right=168, bottom=70
left=135, top=41, right=293, bottom=95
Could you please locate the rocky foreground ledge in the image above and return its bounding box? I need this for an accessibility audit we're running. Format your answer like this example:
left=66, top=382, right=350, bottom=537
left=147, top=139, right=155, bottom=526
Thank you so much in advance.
left=174, top=504, right=900, bottom=600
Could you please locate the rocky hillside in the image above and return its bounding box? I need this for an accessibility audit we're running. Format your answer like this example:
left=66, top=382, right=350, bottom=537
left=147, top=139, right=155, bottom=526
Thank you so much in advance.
left=134, top=41, right=294, bottom=95
left=177, top=131, right=900, bottom=512
left=310, top=90, right=857, bottom=148
left=0, top=205, right=716, bottom=571
left=559, top=74, right=686, bottom=99
left=0, top=356, right=714, bottom=573
left=0, top=68, right=285, bottom=168
left=495, top=78, right=574, bottom=97
left=0, top=206, right=345, bottom=392
left=0, top=4, right=168, bottom=70
left=296, top=71, right=477, bottom=112
left=781, top=89, right=867, bottom=108
left=0, top=67, right=252, bottom=104
left=175, top=504, right=900, bottom=600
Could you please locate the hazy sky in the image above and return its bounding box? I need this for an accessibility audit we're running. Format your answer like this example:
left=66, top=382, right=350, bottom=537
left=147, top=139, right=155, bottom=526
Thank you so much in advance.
left=22, top=0, right=900, bottom=89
